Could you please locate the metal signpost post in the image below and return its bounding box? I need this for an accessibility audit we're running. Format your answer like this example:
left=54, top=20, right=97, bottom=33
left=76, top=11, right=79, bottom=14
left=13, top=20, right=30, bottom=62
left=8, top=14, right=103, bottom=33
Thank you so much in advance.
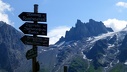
left=19, top=4, right=49, bottom=72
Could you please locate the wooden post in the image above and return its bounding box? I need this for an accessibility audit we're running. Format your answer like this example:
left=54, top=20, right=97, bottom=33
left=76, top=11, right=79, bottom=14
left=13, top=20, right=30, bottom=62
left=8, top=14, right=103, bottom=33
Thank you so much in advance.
left=64, top=66, right=68, bottom=72
left=32, top=4, right=38, bottom=72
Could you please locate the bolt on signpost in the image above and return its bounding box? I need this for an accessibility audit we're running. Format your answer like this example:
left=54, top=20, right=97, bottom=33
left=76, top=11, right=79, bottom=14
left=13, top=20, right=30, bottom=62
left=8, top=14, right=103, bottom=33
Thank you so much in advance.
left=19, top=4, right=49, bottom=72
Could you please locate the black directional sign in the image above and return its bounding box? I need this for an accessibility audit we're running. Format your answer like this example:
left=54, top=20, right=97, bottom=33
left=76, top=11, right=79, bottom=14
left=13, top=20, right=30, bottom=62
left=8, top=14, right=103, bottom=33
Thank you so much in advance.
left=18, top=12, right=46, bottom=22
left=21, top=35, right=49, bottom=46
left=19, top=22, right=47, bottom=35
left=26, top=48, right=37, bottom=60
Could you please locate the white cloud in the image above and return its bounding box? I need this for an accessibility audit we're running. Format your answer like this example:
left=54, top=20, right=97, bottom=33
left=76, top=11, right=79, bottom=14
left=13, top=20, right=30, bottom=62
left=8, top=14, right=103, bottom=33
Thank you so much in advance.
left=103, top=18, right=127, bottom=31
left=0, top=0, right=13, bottom=25
left=116, top=2, right=127, bottom=8
left=48, top=26, right=70, bottom=45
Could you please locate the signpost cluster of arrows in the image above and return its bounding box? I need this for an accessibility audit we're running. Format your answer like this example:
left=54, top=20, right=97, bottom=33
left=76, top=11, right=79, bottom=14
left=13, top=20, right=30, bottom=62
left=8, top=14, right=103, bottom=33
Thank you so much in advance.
left=19, top=7, right=49, bottom=59
left=19, top=4, right=49, bottom=72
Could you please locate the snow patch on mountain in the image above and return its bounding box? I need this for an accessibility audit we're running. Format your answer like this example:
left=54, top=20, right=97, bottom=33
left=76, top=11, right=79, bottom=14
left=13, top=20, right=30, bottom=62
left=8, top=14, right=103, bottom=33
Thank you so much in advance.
left=122, top=25, right=127, bottom=31
left=90, top=32, right=115, bottom=43
left=55, top=41, right=65, bottom=47
left=81, top=51, right=87, bottom=60
left=107, top=44, right=115, bottom=50
left=124, top=62, right=127, bottom=65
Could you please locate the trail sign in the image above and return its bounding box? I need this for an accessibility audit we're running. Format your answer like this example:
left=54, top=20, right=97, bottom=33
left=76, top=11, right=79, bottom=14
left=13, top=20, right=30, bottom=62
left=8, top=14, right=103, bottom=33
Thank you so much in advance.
left=21, top=35, right=49, bottom=46
left=19, top=22, right=47, bottom=35
left=18, top=12, right=46, bottom=22
left=26, top=48, right=37, bottom=60
left=19, top=4, right=49, bottom=72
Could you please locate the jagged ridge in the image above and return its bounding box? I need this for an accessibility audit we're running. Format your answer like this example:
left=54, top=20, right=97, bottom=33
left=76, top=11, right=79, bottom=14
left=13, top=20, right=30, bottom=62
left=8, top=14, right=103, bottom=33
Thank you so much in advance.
left=56, top=19, right=113, bottom=44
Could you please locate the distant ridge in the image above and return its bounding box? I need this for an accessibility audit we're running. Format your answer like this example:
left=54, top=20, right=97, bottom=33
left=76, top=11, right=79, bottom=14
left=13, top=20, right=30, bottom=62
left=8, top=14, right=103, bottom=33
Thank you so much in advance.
left=56, top=19, right=113, bottom=44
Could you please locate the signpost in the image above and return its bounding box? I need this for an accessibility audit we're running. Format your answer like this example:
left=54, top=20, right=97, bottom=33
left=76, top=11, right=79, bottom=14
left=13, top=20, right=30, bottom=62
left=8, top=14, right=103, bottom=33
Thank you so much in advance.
left=18, top=12, right=47, bottom=22
left=19, top=4, right=49, bottom=72
left=19, top=22, right=47, bottom=35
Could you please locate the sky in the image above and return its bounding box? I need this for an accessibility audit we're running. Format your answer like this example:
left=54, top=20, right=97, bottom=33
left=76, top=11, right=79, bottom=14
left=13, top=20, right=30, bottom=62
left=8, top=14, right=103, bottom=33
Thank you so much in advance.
left=1, top=0, right=127, bottom=44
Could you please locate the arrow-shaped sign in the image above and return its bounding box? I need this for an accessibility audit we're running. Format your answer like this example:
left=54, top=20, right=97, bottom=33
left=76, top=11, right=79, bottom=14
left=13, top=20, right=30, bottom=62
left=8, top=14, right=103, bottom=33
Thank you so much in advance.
left=18, top=12, right=46, bottom=22
left=26, top=48, right=37, bottom=60
left=19, top=22, right=47, bottom=35
left=21, top=35, right=49, bottom=46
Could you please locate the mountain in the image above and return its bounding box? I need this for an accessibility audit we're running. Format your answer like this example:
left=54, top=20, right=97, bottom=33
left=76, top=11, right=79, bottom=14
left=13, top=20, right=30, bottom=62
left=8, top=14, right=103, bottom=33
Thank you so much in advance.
left=0, top=21, right=31, bottom=72
left=56, top=19, right=113, bottom=44
left=38, top=19, right=127, bottom=72
left=1, top=19, right=127, bottom=72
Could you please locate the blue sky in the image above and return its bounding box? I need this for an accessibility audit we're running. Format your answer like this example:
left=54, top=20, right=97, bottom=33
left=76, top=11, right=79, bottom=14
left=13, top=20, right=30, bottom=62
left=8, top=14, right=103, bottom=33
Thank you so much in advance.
left=1, top=0, right=127, bottom=44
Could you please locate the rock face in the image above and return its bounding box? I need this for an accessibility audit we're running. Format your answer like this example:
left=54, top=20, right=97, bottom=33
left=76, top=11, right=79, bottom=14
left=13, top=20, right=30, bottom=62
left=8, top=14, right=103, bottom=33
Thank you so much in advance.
left=118, top=34, right=127, bottom=62
left=0, top=22, right=28, bottom=72
left=39, top=19, right=127, bottom=72
left=57, top=19, right=113, bottom=43
left=50, top=30, right=127, bottom=72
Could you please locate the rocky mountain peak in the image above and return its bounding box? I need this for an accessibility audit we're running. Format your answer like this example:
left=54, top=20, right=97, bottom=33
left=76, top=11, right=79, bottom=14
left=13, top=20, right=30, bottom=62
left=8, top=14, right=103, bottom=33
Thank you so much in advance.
left=0, top=21, right=5, bottom=27
left=56, top=19, right=113, bottom=44
left=89, top=19, right=96, bottom=22
left=75, top=19, right=84, bottom=27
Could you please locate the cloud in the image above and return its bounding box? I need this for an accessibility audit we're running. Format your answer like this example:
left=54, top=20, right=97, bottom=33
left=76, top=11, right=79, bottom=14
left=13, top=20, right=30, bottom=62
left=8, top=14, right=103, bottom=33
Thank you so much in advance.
left=48, top=26, right=70, bottom=44
left=0, top=0, right=13, bottom=25
left=103, top=18, right=127, bottom=31
left=116, top=2, right=127, bottom=8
